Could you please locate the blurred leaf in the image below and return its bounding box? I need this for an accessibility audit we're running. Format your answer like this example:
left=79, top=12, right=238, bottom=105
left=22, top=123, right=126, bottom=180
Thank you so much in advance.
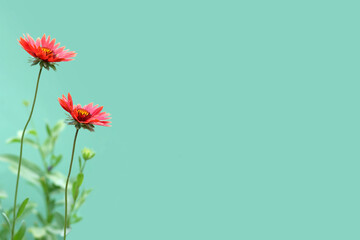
left=9, top=165, right=40, bottom=185
left=1, top=212, right=11, bottom=229
left=46, top=226, right=71, bottom=237
left=22, top=100, right=30, bottom=107
left=36, top=211, right=45, bottom=225
left=28, top=227, right=46, bottom=238
left=52, top=121, right=65, bottom=136
left=70, top=214, right=83, bottom=224
left=50, top=154, right=62, bottom=169
left=53, top=212, right=64, bottom=229
left=81, top=148, right=95, bottom=161
left=0, top=154, right=43, bottom=175
left=0, top=154, right=43, bottom=185
left=41, top=121, right=66, bottom=159
left=20, top=202, right=36, bottom=220
left=74, top=189, right=92, bottom=211
left=48, top=199, right=56, bottom=216
left=6, top=137, right=39, bottom=149
left=28, top=129, right=37, bottom=136
left=0, top=190, right=7, bottom=199
left=47, top=172, right=67, bottom=189
left=49, top=63, right=57, bottom=71
left=16, top=198, right=29, bottom=220
left=14, top=221, right=26, bottom=240
left=40, top=138, right=54, bottom=160
left=46, top=123, right=52, bottom=136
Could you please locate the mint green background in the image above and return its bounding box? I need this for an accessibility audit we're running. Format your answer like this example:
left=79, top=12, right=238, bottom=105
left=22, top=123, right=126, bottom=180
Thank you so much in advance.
left=1, top=0, right=360, bottom=239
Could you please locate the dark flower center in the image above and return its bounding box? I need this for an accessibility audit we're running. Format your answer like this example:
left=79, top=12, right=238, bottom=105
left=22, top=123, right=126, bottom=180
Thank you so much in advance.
left=77, top=108, right=91, bottom=121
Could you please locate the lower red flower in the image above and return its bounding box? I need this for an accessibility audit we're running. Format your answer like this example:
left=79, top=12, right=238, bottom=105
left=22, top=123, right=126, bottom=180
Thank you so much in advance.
left=59, top=93, right=111, bottom=131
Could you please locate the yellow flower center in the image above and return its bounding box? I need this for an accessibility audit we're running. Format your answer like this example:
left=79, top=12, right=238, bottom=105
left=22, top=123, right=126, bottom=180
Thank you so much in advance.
left=41, top=47, right=53, bottom=56
left=77, top=108, right=91, bottom=121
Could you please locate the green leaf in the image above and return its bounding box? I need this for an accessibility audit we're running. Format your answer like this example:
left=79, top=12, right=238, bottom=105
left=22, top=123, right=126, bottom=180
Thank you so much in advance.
left=9, top=165, right=40, bottom=185
left=46, top=123, right=52, bottom=136
left=6, top=137, right=39, bottom=149
left=28, top=129, right=37, bottom=136
left=0, top=154, right=43, bottom=185
left=40, top=138, right=54, bottom=159
left=72, top=173, right=84, bottom=201
left=50, top=154, right=62, bottom=168
left=0, top=154, right=43, bottom=176
left=70, top=214, right=83, bottom=224
left=1, top=212, right=11, bottom=229
left=16, top=198, right=29, bottom=220
left=53, top=212, right=65, bottom=228
left=52, top=120, right=66, bottom=136
left=76, top=173, right=84, bottom=187
left=20, top=202, right=36, bottom=219
left=49, top=64, right=57, bottom=71
left=74, top=189, right=92, bottom=211
left=36, top=212, right=45, bottom=225
left=14, top=221, right=26, bottom=240
left=41, top=121, right=65, bottom=159
left=72, top=182, right=78, bottom=201
left=28, top=227, right=46, bottom=238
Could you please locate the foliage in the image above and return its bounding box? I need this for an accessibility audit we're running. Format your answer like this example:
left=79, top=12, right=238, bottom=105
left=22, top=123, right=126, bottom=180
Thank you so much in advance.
left=0, top=111, right=96, bottom=239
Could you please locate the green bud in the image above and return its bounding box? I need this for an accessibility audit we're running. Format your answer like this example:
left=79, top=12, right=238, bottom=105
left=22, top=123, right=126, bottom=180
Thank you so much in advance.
left=81, top=147, right=95, bottom=161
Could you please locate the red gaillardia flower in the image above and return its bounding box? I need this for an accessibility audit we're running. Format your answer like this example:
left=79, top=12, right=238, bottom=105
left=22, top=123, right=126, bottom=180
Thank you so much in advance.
left=19, top=34, right=76, bottom=70
left=58, top=93, right=111, bottom=131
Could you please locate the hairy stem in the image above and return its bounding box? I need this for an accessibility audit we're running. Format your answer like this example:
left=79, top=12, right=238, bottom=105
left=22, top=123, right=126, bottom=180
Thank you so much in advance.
left=11, top=66, right=43, bottom=240
left=64, top=128, right=80, bottom=240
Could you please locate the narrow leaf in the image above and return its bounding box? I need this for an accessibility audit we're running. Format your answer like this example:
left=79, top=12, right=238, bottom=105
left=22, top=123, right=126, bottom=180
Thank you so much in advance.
left=28, top=129, right=37, bottom=136
left=52, top=120, right=65, bottom=136
left=6, top=137, right=39, bottom=149
left=16, top=198, right=29, bottom=220
left=46, top=124, right=52, bottom=136
left=1, top=212, right=11, bottom=229
left=0, top=154, right=43, bottom=176
left=72, top=173, right=84, bottom=201
left=14, top=221, right=26, bottom=240
left=77, top=173, right=84, bottom=187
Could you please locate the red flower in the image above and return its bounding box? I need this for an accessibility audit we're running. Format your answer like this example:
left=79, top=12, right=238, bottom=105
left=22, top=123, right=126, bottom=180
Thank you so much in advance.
left=19, top=34, right=76, bottom=70
left=59, top=93, right=111, bottom=131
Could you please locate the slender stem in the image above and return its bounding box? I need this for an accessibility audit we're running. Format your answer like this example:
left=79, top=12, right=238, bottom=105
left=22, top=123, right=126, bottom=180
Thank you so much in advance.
left=64, top=129, right=80, bottom=240
left=80, top=161, right=87, bottom=173
left=11, top=66, right=43, bottom=240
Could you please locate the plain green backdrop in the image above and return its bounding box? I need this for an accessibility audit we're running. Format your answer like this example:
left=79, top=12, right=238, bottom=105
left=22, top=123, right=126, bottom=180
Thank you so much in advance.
left=1, top=0, right=360, bottom=239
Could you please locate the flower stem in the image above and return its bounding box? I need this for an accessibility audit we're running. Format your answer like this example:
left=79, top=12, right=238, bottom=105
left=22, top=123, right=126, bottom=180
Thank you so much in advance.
left=64, top=128, right=80, bottom=240
left=11, top=66, right=43, bottom=240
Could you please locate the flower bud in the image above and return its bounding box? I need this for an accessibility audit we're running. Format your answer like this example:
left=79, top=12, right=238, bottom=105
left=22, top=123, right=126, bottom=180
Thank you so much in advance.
left=81, top=147, right=95, bottom=161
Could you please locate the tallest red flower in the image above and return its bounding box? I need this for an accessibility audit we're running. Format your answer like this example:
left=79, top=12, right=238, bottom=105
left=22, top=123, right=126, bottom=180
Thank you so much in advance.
left=19, top=34, right=76, bottom=70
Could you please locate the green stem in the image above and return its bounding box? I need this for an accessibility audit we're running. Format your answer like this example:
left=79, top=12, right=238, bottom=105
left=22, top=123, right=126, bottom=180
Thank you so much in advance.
left=11, top=66, right=43, bottom=240
left=80, top=161, right=87, bottom=173
left=64, top=128, right=80, bottom=240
